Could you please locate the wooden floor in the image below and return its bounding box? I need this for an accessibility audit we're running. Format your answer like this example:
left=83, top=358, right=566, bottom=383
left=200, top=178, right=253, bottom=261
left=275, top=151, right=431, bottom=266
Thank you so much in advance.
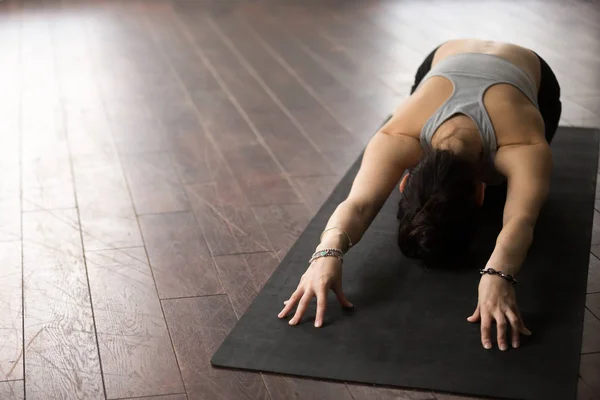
left=1, top=0, right=600, bottom=399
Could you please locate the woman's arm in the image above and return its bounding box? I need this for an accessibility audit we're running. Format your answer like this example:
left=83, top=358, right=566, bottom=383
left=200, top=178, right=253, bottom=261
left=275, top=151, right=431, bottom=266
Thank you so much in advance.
left=490, top=141, right=553, bottom=275
left=468, top=140, right=551, bottom=351
left=319, top=130, right=423, bottom=251
left=279, top=127, right=422, bottom=327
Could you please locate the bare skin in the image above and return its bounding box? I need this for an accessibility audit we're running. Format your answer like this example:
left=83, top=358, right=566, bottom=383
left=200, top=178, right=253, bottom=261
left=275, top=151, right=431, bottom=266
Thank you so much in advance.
left=278, top=39, right=552, bottom=351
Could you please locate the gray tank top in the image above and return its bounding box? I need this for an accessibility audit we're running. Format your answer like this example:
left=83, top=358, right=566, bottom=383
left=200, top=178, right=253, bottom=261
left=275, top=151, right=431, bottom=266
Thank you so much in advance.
left=416, top=53, right=539, bottom=183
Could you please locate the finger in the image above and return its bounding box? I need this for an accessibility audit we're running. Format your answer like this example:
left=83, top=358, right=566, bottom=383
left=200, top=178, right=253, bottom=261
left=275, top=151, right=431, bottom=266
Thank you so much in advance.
left=515, top=308, right=532, bottom=336
left=278, top=290, right=303, bottom=319
left=506, top=310, right=522, bottom=348
left=314, top=289, right=328, bottom=328
left=332, top=279, right=353, bottom=308
left=289, top=291, right=314, bottom=326
left=496, top=313, right=508, bottom=351
left=467, top=304, right=480, bottom=322
left=481, top=312, right=492, bottom=350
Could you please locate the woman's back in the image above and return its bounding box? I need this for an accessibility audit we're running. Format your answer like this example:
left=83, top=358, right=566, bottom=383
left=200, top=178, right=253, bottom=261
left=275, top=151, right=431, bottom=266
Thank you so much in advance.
left=384, top=39, right=546, bottom=152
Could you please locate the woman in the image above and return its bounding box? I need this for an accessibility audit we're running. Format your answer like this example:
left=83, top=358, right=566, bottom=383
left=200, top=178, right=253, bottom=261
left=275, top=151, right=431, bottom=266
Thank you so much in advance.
left=277, top=39, right=562, bottom=351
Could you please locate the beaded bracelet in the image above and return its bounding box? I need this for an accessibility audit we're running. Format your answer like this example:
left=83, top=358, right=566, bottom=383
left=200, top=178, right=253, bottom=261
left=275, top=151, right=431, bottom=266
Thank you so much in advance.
left=309, top=248, right=344, bottom=265
left=479, top=268, right=518, bottom=285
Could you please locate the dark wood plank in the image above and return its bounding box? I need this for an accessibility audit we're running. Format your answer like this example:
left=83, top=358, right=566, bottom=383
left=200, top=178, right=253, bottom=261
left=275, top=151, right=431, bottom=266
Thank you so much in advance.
left=155, top=9, right=301, bottom=206
left=0, top=242, right=23, bottom=381
left=185, top=180, right=272, bottom=256
left=217, top=13, right=333, bottom=112
left=23, top=209, right=104, bottom=399
left=591, top=211, right=600, bottom=258
left=187, top=89, right=258, bottom=148
left=596, top=174, right=600, bottom=210
left=0, top=2, right=21, bottom=169
left=359, top=3, right=441, bottom=65
left=237, top=7, right=350, bottom=100
left=118, top=2, right=175, bottom=80
left=291, top=175, right=341, bottom=214
left=0, top=4, right=21, bottom=242
left=301, top=4, right=417, bottom=97
left=139, top=211, right=223, bottom=299
left=104, top=9, right=218, bottom=188
left=244, top=108, right=335, bottom=177
left=0, top=168, right=21, bottom=242
left=287, top=106, right=366, bottom=172
left=582, top=309, right=600, bottom=354
left=50, top=5, right=106, bottom=139
left=86, top=247, right=184, bottom=398
left=123, top=395, right=187, bottom=400
left=571, top=95, right=600, bottom=118
left=65, top=107, right=116, bottom=158
left=143, top=2, right=200, bottom=65
left=434, top=395, right=489, bottom=400
left=20, top=88, right=74, bottom=211
left=561, top=97, right=600, bottom=128
left=110, top=113, right=171, bottom=155
left=511, top=4, right=600, bottom=92
left=213, top=252, right=279, bottom=317
left=161, top=295, right=270, bottom=400
left=102, top=98, right=149, bottom=127
left=345, top=385, right=387, bottom=400
left=251, top=204, right=312, bottom=260
left=21, top=137, right=75, bottom=212
left=199, top=16, right=335, bottom=177
left=347, top=384, right=435, bottom=399
left=122, top=152, right=190, bottom=215
left=72, top=153, right=143, bottom=251
left=237, top=7, right=388, bottom=138
left=0, top=380, right=24, bottom=400
left=219, top=143, right=302, bottom=206
left=0, top=115, right=19, bottom=171
left=588, top=293, right=600, bottom=319
left=185, top=17, right=274, bottom=113
left=580, top=353, right=600, bottom=398
left=578, top=377, right=600, bottom=400
left=267, top=7, right=374, bottom=98
left=89, top=5, right=175, bottom=111
left=141, top=84, right=194, bottom=131
left=265, top=6, right=398, bottom=128
left=21, top=3, right=75, bottom=212
left=261, top=375, right=354, bottom=400
left=169, top=111, right=227, bottom=185
left=589, top=254, right=600, bottom=294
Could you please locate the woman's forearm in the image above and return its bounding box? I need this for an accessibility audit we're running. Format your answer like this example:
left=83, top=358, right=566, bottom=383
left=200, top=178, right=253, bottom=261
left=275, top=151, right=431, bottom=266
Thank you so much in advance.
left=486, top=217, right=535, bottom=276
left=317, top=199, right=376, bottom=252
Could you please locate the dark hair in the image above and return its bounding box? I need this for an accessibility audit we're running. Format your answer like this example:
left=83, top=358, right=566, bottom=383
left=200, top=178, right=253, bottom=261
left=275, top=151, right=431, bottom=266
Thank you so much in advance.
left=397, top=149, right=481, bottom=267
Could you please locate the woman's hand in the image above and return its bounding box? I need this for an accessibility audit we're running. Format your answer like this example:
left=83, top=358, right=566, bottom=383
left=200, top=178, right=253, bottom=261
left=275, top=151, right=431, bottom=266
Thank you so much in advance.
left=467, top=274, right=532, bottom=350
left=278, top=256, right=353, bottom=328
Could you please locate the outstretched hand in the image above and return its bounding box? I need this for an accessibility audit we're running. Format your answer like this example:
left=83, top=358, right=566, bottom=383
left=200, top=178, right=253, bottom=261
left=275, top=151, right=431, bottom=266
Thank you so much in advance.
left=278, top=256, right=353, bottom=327
left=468, top=274, right=531, bottom=350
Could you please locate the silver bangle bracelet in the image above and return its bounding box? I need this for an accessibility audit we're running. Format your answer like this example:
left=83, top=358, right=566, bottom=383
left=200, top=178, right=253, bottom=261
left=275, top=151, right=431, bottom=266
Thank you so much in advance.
left=309, top=248, right=344, bottom=265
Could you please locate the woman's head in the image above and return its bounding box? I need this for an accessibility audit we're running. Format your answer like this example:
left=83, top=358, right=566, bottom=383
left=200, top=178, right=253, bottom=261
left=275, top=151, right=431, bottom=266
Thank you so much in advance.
left=397, top=149, right=485, bottom=267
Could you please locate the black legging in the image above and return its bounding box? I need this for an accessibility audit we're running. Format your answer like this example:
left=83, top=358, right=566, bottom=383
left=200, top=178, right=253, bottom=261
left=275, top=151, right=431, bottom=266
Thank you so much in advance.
left=409, top=46, right=562, bottom=144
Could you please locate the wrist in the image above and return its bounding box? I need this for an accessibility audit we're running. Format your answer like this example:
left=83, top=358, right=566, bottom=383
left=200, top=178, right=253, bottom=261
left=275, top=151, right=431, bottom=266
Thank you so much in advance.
left=480, top=267, right=519, bottom=286
left=483, top=263, right=519, bottom=277
left=318, top=231, right=350, bottom=252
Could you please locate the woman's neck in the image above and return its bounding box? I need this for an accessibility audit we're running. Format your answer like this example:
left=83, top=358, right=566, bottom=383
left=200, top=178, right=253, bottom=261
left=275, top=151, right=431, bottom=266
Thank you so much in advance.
left=431, top=122, right=483, bottom=162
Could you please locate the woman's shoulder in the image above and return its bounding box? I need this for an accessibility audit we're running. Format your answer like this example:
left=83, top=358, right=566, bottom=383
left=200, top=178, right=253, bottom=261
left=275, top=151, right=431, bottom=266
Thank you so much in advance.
left=379, top=98, right=430, bottom=141
left=433, top=39, right=541, bottom=88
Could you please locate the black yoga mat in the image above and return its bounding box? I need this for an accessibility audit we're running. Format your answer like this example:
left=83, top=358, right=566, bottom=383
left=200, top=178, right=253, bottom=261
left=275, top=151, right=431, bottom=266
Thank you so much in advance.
left=212, top=126, right=599, bottom=400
